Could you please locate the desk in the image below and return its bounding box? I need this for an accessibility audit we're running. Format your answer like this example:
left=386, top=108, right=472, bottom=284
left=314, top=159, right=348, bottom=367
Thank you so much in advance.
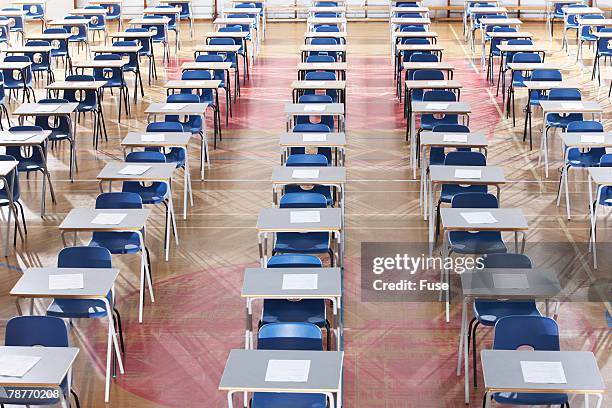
left=219, top=349, right=343, bottom=408
left=409, top=101, right=471, bottom=178
left=10, top=266, right=121, bottom=402
left=213, top=17, right=260, bottom=55
left=128, top=17, right=170, bottom=61
left=59, top=208, right=152, bottom=323
left=297, top=62, right=347, bottom=80
left=457, top=268, right=562, bottom=403
left=204, top=31, right=252, bottom=71
left=304, top=30, right=347, bottom=44
left=0, top=346, right=78, bottom=408
left=428, top=165, right=505, bottom=242
left=143, top=7, right=181, bottom=49
left=256, top=207, right=343, bottom=267
left=403, top=79, right=462, bottom=118
left=97, top=162, right=177, bottom=261
left=307, top=16, right=347, bottom=32
left=478, top=18, right=522, bottom=63
left=419, top=131, right=489, bottom=216
left=91, top=45, right=143, bottom=99
left=46, top=80, right=107, bottom=149
left=504, top=62, right=560, bottom=123
left=290, top=80, right=346, bottom=107
left=194, top=44, right=244, bottom=81
left=300, top=44, right=346, bottom=62
left=0, top=60, right=32, bottom=102
left=481, top=350, right=605, bottom=408
left=181, top=61, right=235, bottom=104
left=538, top=100, right=603, bottom=177
left=242, top=267, right=342, bottom=349
left=279, top=132, right=346, bottom=166
left=284, top=103, right=345, bottom=132
left=395, top=43, right=444, bottom=83
left=271, top=166, right=346, bottom=216
left=121, top=131, right=193, bottom=218
left=0, top=130, right=53, bottom=216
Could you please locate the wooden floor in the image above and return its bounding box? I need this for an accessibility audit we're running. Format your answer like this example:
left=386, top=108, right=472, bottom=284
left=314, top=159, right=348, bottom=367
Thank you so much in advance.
left=0, top=19, right=609, bottom=407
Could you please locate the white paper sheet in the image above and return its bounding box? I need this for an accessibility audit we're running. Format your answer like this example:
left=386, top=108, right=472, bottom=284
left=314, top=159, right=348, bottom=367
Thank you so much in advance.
left=443, top=134, right=468, bottom=143
left=0, top=161, right=16, bottom=175
left=304, top=105, right=326, bottom=112
left=49, top=274, right=84, bottom=290
left=292, top=169, right=319, bottom=179
left=306, top=81, right=324, bottom=86
left=265, top=359, right=311, bottom=382
left=282, top=274, right=318, bottom=290
left=162, top=103, right=187, bottom=110
left=492, top=273, right=529, bottom=289
left=461, top=212, right=498, bottom=224
left=425, top=103, right=449, bottom=110
left=580, top=135, right=604, bottom=143
left=35, top=104, right=59, bottom=112
left=118, top=165, right=151, bottom=175
left=454, top=169, right=481, bottom=179
left=141, top=134, right=165, bottom=142
left=3, top=133, right=36, bottom=142
left=428, top=81, right=447, bottom=86
left=290, top=211, right=320, bottom=223
left=560, top=102, right=583, bottom=110
left=0, top=355, right=41, bottom=378
left=302, top=134, right=327, bottom=142
left=520, top=361, right=567, bottom=384
left=91, top=213, right=127, bottom=225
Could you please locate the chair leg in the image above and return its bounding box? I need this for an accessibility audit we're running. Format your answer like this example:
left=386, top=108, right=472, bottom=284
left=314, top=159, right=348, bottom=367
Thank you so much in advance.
left=472, top=321, right=480, bottom=388
left=70, top=389, right=81, bottom=408
left=325, top=320, right=331, bottom=350
left=328, top=249, right=334, bottom=267
left=113, top=307, right=125, bottom=354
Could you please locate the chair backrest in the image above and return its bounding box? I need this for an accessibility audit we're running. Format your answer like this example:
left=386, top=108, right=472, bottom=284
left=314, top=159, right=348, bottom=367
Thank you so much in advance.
left=444, top=151, right=486, bottom=166
left=600, top=154, right=612, bottom=167
left=286, top=154, right=329, bottom=167
left=409, top=53, right=438, bottom=62
left=93, top=53, right=122, bottom=83
left=493, top=316, right=560, bottom=351
left=451, top=192, right=498, bottom=208
left=5, top=125, right=44, bottom=167
left=413, top=69, right=444, bottom=81
left=84, top=5, right=106, bottom=28
left=126, top=151, right=166, bottom=163
left=548, top=88, right=581, bottom=101
left=400, top=25, right=426, bottom=32
left=44, top=28, right=69, bottom=53
left=63, top=74, right=97, bottom=105
left=167, top=93, right=200, bottom=104
left=64, top=15, right=88, bottom=37
left=5, top=316, right=68, bottom=347
left=3, top=8, right=24, bottom=30
left=306, top=55, right=335, bottom=63
left=423, top=90, right=457, bottom=102
left=482, top=253, right=532, bottom=268
left=95, top=192, right=143, bottom=209
left=57, top=246, right=112, bottom=268
left=147, top=121, right=185, bottom=133
left=511, top=52, right=541, bottom=64
left=267, top=254, right=323, bottom=268
left=3, top=55, right=32, bottom=82
left=432, top=124, right=470, bottom=133
left=315, top=24, right=340, bottom=32
left=531, top=69, right=562, bottom=82
left=257, top=322, right=323, bottom=351
left=279, top=192, right=328, bottom=208
left=305, top=71, right=336, bottom=81
left=298, top=94, right=333, bottom=103
left=566, top=120, right=604, bottom=133
left=292, top=123, right=331, bottom=132
left=125, top=28, right=153, bottom=54
left=311, top=37, right=339, bottom=46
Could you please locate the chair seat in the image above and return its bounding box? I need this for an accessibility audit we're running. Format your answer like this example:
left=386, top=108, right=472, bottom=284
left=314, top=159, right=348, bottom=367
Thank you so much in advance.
left=77, top=102, right=97, bottom=112
left=546, top=113, right=583, bottom=128
left=598, top=186, right=612, bottom=206
left=448, top=231, right=507, bottom=254
left=493, top=392, right=568, bottom=405
left=261, top=299, right=326, bottom=327
left=47, top=297, right=109, bottom=319
left=473, top=300, right=540, bottom=326
left=274, top=232, right=330, bottom=254
left=567, top=147, right=605, bottom=168
left=16, top=160, right=43, bottom=173
left=89, top=231, right=142, bottom=254
left=123, top=182, right=168, bottom=204
left=251, top=392, right=327, bottom=408
left=49, top=131, right=71, bottom=141
left=287, top=154, right=328, bottom=166
left=581, top=34, right=598, bottom=41
left=439, top=184, right=487, bottom=203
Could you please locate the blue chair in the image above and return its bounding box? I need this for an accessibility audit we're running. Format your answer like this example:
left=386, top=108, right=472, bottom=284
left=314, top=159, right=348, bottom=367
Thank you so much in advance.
left=44, top=28, right=71, bottom=73
left=142, top=14, right=170, bottom=62
left=434, top=151, right=487, bottom=238
left=406, top=69, right=445, bottom=116
left=100, top=2, right=121, bottom=29
left=273, top=192, right=335, bottom=267
left=112, top=40, right=144, bottom=100
left=468, top=253, right=540, bottom=388
left=170, top=1, right=193, bottom=37
left=89, top=192, right=153, bottom=320
left=84, top=5, right=107, bottom=43
left=487, top=26, right=517, bottom=82
left=122, top=150, right=177, bottom=254
left=427, top=124, right=472, bottom=167
left=544, top=89, right=583, bottom=152
left=0, top=17, right=13, bottom=49
left=261, top=254, right=332, bottom=351
left=125, top=28, right=157, bottom=84
left=180, top=69, right=222, bottom=147
left=195, top=54, right=232, bottom=123
left=164, top=93, right=209, bottom=170
left=289, top=123, right=332, bottom=164
left=305, top=54, right=335, bottom=63
left=488, top=316, right=568, bottom=407
left=285, top=144, right=334, bottom=206
left=24, top=40, right=54, bottom=84
left=155, top=6, right=179, bottom=49
left=211, top=30, right=248, bottom=81
left=578, top=14, right=604, bottom=61
left=61, top=74, right=105, bottom=149
left=507, top=52, right=541, bottom=126
left=286, top=154, right=328, bottom=167
left=447, top=192, right=507, bottom=255
left=562, top=4, right=589, bottom=51
left=3, top=8, right=25, bottom=44
left=0, top=154, right=26, bottom=245
left=34, top=98, right=76, bottom=180
left=64, top=15, right=89, bottom=52
left=6, top=125, right=56, bottom=209
left=296, top=93, right=335, bottom=132
left=522, top=69, right=562, bottom=148
left=418, top=90, right=459, bottom=140
left=314, top=24, right=339, bottom=32
left=46, top=246, right=124, bottom=395
left=251, top=323, right=327, bottom=408
left=1, top=316, right=80, bottom=407
left=592, top=28, right=612, bottom=86
left=22, top=3, right=44, bottom=29
left=2, top=55, right=35, bottom=103
left=92, top=53, right=130, bottom=120
left=557, top=120, right=605, bottom=220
